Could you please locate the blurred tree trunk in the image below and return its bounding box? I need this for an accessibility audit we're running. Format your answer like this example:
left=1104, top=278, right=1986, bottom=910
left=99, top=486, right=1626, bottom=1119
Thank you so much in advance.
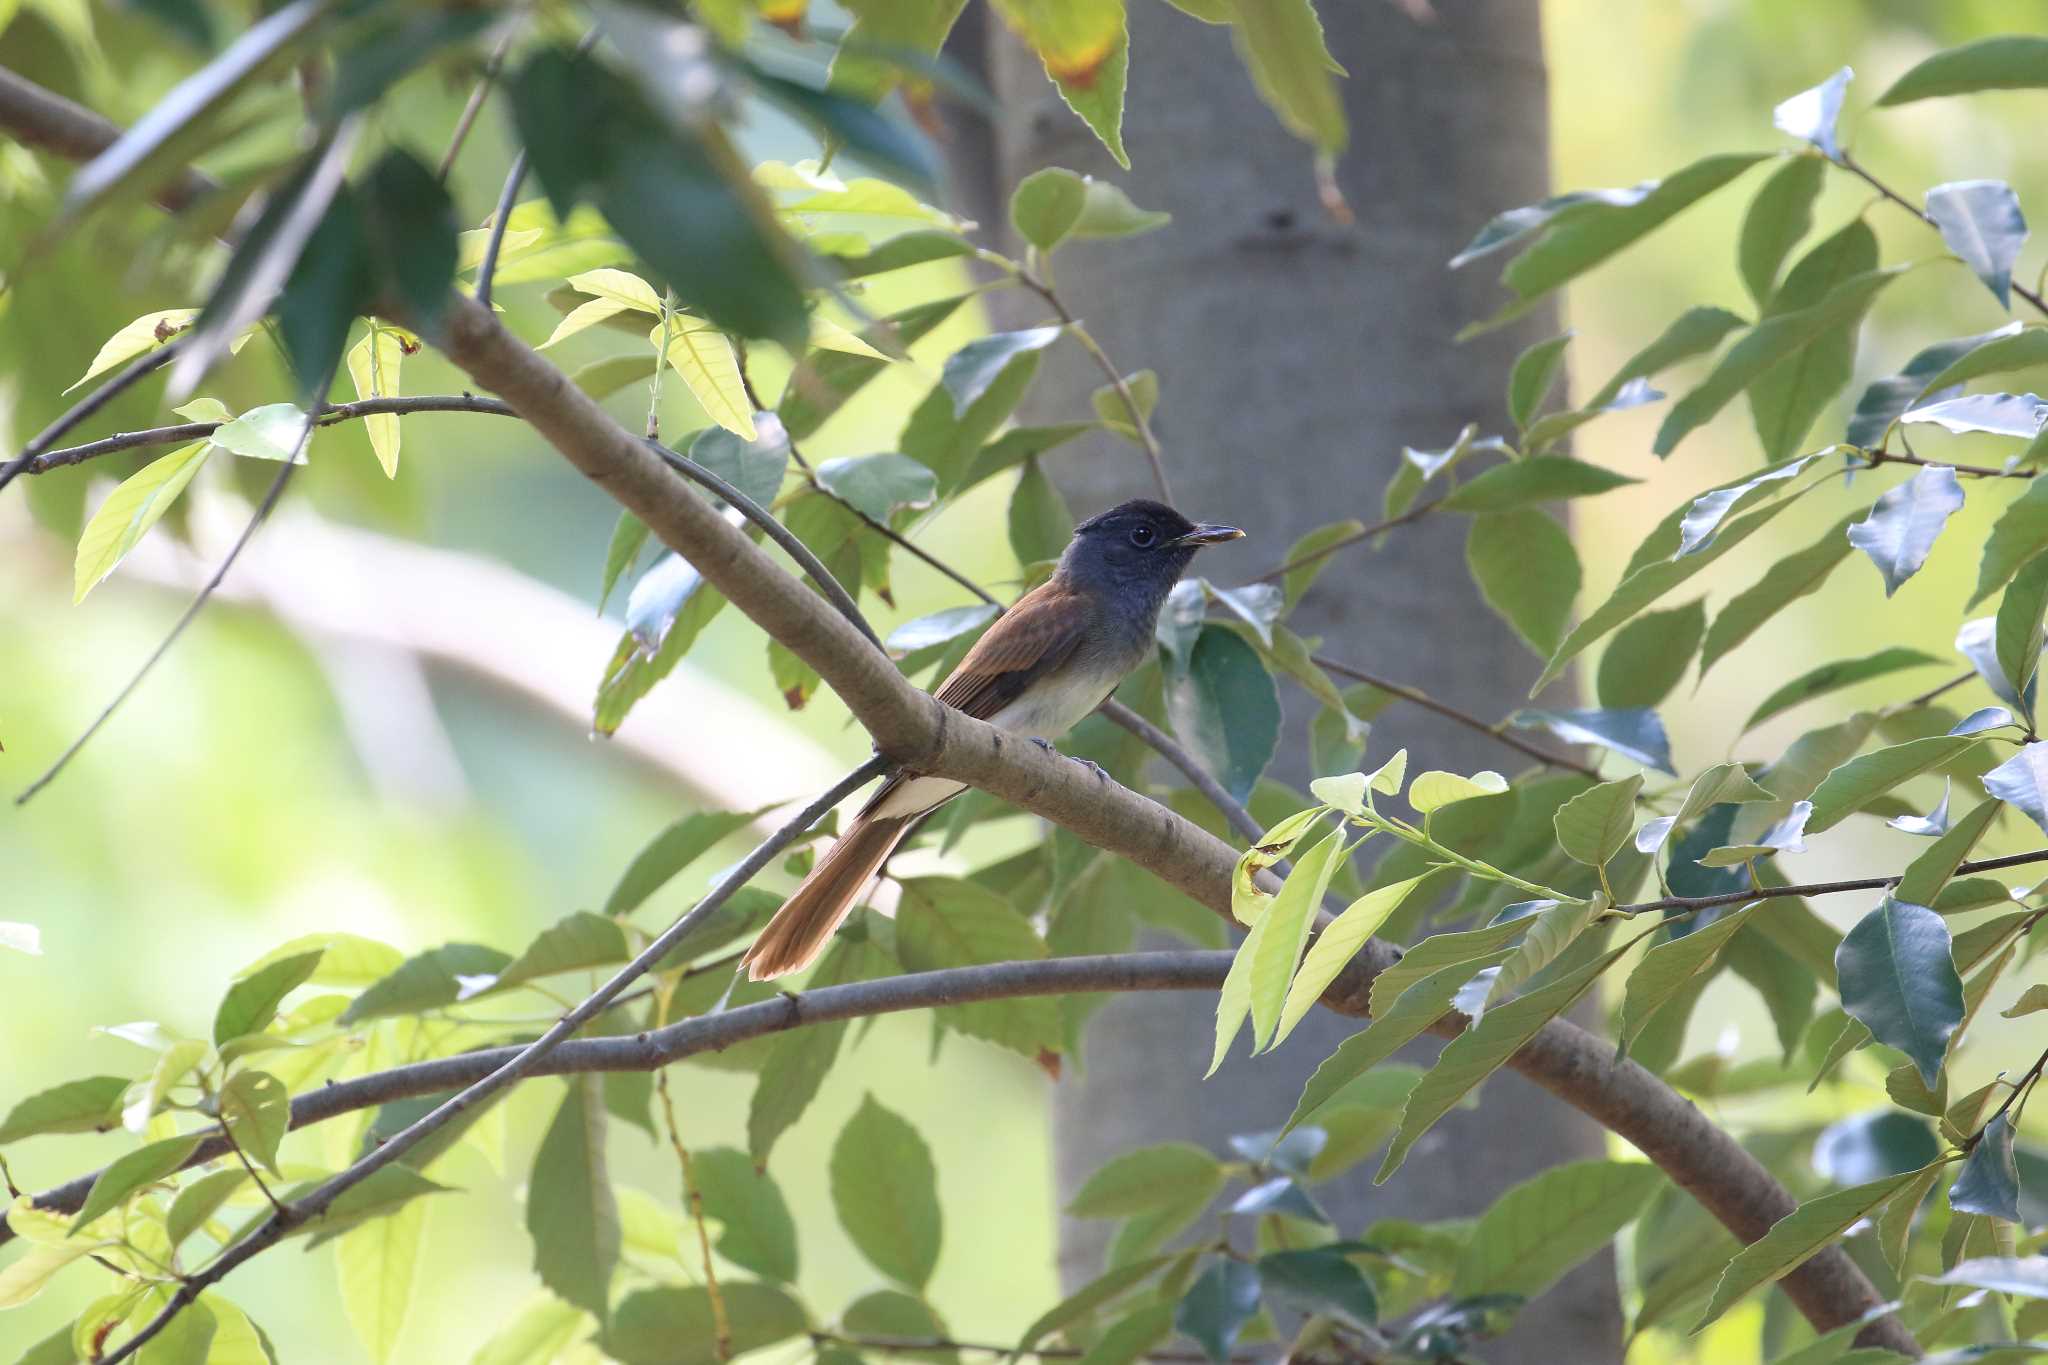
left=949, top=3, right=1624, bottom=1358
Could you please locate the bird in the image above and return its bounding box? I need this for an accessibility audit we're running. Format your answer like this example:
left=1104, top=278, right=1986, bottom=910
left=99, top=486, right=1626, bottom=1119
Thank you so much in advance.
left=740, top=499, right=1245, bottom=980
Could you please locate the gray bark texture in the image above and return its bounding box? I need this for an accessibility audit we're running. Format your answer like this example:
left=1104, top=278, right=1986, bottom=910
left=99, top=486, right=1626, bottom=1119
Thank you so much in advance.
left=956, top=3, right=1627, bottom=1358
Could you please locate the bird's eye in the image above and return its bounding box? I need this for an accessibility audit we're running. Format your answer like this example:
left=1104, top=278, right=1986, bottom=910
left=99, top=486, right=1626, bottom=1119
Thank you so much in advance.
left=1129, top=526, right=1156, bottom=548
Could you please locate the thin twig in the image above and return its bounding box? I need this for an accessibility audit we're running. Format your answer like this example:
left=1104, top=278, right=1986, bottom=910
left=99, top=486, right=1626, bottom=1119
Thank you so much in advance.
left=1311, top=652, right=1601, bottom=779
left=810, top=1332, right=1257, bottom=1363
left=216, top=1120, right=288, bottom=1221
left=26, top=394, right=519, bottom=475
left=1865, top=448, right=2032, bottom=481
left=1246, top=494, right=1446, bottom=586
left=437, top=30, right=517, bottom=181
left=1897, top=669, right=1978, bottom=711
left=1974, top=1036, right=2048, bottom=1142
left=1101, top=700, right=1264, bottom=845
left=17, top=434, right=310, bottom=805
left=1613, top=846, right=2048, bottom=919
left=475, top=151, right=529, bottom=310
left=0, top=338, right=187, bottom=494
left=99, top=755, right=892, bottom=1363
left=1840, top=150, right=2048, bottom=320
left=656, top=1068, right=730, bottom=1360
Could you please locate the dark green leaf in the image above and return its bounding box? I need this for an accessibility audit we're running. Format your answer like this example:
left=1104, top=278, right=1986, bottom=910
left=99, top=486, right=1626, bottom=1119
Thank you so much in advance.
left=1738, top=156, right=1825, bottom=304
left=958, top=422, right=1096, bottom=493
left=1507, top=333, right=1572, bottom=431
left=1617, top=904, right=1758, bottom=1052
left=1879, top=35, right=2048, bottom=104
left=605, top=1283, right=807, bottom=1365
left=1895, top=797, right=2000, bottom=905
left=830, top=230, right=975, bottom=280
left=745, top=933, right=879, bottom=1161
left=1016, top=1255, right=1175, bottom=1355
left=211, top=950, right=322, bottom=1047
left=1813, top=1109, right=1940, bottom=1184
left=1164, top=625, right=1281, bottom=804
left=1749, top=220, right=1880, bottom=462
left=941, top=328, right=1065, bottom=416
left=1440, top=456, right=1637, bottom=513
left=1508, top=707, right=1674, bottom=774
left=842, top=1290, right=955, bottom=1363
left=688, top=425, right=791, bottom=512
left=1744, top=647, right=1942, bottom=731
left=1950, top=1113, right=2022, bottom=1222
left=166, top=1168, right=250, bottom=1250
left=1587, top=305, right=1749, bottom=410
left=1258, top=1247, right=1379, bottom=1326
left=359, top=147, right=459, bottom=332
left=1695, top=1169, right=1928, bottom=1328
left=494, top=912, right=631, bottom=991
left=605, top=809, right=763, bottom=917
left=1656, top=266, right=1905, bottom=456
left=1465, top=508, right=1581, bottom=658
left=1173, top=1259, right=1261, bottom=1365
left=1847, top=323, right=2031, bottom=447
left=750, top=71, right=938, bottom=191
left=1597, top=601, right=1704, bottom=709
left=340, top=943, right=512, bottom=1024
left=1009, top=459, right=1073, bottom=567
left=1928, top=179, right=2029, bottom=308
left=271, top=168, right=375, bottom=402
left=687, top=1147, right=798, bottom=1282
left=528, top=1076, right=620, bottom=1320
left=1997, top=550, right=2048, bottom=703
left=1807, top=735, right=1982, bottom=832
left=599, top=511, right=650, bottom=613
left=1451, top=1160, right=1664, bottom=1300
left=0, top=1076, right=129, bottom=1144
left=1837, top=897, right=1965, bottom=1088
left=1972, top=478, right=2048, bottom=607
left=1070, top=1143, right=1224, bottom=1218
left=903, top=350, right=1046, bottom=494
left=295, top=1164, right=451, bottom=1245
left=831, top=1094, right=941, bottom=1289
left=814, top=453, right=938, bottom=522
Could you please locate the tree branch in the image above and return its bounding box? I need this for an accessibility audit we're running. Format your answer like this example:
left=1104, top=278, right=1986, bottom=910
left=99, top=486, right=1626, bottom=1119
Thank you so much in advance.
left=0, top=68, right=216, bottom=213
left=0, top=338, right=188, bottom=493
left=1311, top=652, right=1601, bottom=779
left=1614, top=846, right=2048, bottom=918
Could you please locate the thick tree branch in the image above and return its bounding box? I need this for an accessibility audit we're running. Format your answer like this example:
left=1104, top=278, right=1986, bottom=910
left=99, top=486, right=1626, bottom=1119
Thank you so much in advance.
left=0, top=68, right=216, bottom=213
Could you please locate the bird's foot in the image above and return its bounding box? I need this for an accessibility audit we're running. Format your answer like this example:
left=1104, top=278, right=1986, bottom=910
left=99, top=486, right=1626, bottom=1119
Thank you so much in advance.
left=1029, top=737, right=1107, bottom=780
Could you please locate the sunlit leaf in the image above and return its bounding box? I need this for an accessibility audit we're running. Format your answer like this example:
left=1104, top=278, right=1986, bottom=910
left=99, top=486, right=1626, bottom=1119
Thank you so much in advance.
left=73, top=440, right=212, bottom=602
left=1927, top=179, right=2030, bottom=309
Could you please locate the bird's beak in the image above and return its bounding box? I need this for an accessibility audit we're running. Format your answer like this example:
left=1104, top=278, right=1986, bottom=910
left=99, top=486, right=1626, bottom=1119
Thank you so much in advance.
left=1173, top=524, right=1246, bottom=548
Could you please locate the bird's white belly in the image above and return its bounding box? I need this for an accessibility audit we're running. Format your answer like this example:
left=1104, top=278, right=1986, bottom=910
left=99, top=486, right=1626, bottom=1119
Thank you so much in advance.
left=869, top=659, right=1124, bottom=820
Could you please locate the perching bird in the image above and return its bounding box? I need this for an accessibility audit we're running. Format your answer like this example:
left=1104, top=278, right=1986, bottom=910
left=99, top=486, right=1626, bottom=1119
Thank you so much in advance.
left=740, top=499, right=1245, bottom=980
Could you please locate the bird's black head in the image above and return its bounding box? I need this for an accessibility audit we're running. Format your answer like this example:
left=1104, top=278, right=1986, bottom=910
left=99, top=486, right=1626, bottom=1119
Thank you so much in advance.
left=1058, top=499, right=1245, bottom=603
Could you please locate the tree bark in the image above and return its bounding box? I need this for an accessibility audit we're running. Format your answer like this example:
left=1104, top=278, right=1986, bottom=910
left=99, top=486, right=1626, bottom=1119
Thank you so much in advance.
left=971, top=4, right=1626, bottom=1356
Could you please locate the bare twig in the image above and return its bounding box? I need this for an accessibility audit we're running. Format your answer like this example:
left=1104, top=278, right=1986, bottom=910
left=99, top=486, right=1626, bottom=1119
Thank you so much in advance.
left=0, top=68, right=217, bottom=212
left=1840, top=150, right=2048, bottom=320
left=1864, top=449, right=2032, bottom=481
left=1614, top=847, right=2048, bottom=919
left=1100, top=699, right=1264, bottom=845
left=1976, top=1038, right=2048, bottom=1140
left=98, top=754, right=892, bottom=1363
left=1311, top=652, right=1600, bottom=779
left=1246, top=494, right=1446, bottom=586
left=437, top=30, right=517, bottom=181
left=474, top=152, right=529, bottom=310
left=0, top=338, right=187, bottom=494
left=656, top=1069, right=730, bottom=1360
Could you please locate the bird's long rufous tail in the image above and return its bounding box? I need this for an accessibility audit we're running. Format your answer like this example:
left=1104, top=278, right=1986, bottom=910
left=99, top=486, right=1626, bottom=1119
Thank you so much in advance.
left=739, top=811, right=912, bottom=981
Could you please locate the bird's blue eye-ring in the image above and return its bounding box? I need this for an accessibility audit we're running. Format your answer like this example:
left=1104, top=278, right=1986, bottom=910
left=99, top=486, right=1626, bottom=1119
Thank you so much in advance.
left=1129, top=526, right=1155, bottom=548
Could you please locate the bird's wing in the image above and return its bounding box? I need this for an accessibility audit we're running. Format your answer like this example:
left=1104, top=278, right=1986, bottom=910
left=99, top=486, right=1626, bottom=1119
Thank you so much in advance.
left=932, top=580, right=1095, bottom=722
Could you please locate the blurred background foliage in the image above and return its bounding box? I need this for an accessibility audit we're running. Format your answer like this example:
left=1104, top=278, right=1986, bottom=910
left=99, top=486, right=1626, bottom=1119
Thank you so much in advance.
left=2, top=0, right=2046, bottom=1360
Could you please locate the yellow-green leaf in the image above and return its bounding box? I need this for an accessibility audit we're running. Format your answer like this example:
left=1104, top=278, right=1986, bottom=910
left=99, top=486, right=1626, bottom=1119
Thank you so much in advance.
left=74, top=441, right=212, bottom=601
left=65, top=309, right=199, bottom=394
left=1248, top=827, right=1347, bottom=1051
left=346, top=324, right=407, bottom=477
left=1274, top=876, right=1427, bottom=1046
left=567, top=267, right=663, bottom=313
left=652, top=319, right=757, bottom=439
left=336, top=1193, right=426, bottom=1363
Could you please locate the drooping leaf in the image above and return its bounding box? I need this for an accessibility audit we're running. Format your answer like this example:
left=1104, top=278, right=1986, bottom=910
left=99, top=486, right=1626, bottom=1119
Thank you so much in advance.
left=527, top=1077, right=620, bottom=1321
left=1927, top=179, right=2030, bottom=309
left=896, top=878, right=1061, bottom=1058
left=831, top=1094, right=941, bottom=1289
left=1247, top=828, right=1348, bottom=1051
left=1508, top=707, right=1674, bottom=774
left=1738, top=156, right=1825, bottom=303
left=1465, top=508, right=1581, bottom=658
left=1451, top=1160, right=1665, bottom=1300
left=1772, top=67, right=1851, bottom=159
left=1700, top=514, right=1859, bottom=677
left=1982, top=741, right=2048, bottom=834
left=745, top=935, right=879, bottom=1161
left=1173, top=1259, right=1262, bottom=1365
left=337, top=1184, right=426, bottom=1364
left=1164, top=626, right=1282, bottom=804
left=1009, top=459, right=1073, bottom=566
left=1616, top=904, right=1759, bottom=1052
left=1223, top=0, right=1346, bottom=153
left=1924, top=1255, right=2048, bottom=1298
left=1744, top=647, right=1942, bottom=731
left=1597, top=601, right=1706, bottom=709
left=1836, top=897, right=1966, bottom=1088
left=218, top=1070, right=288, bottom=1176
left=684, top=1148, right=798, bottom=1282
left=73, top=441, right=213, bottom=602
left=1958, top=616, right=2035, bottom=714
left=1694, top=1168, right=1930, bottom=1329
left=1996, top=549, right=2048, bottom=705
left=1950, top=1113, right=2022, bottom=1223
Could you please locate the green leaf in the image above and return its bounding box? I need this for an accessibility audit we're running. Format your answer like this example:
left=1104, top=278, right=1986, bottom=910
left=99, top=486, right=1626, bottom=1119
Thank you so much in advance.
left=1017, top=1255, right=1175, bottom=1354
left=1466, top=508, right=1581, bottom=658
left=896, top=878, right=1061, bottom=1057
left=1950, top=1113, right=2022, bottom=1223
left=1738, top=156, right=1825, bottom=304
left=1507, top=333, right=1573, bottom=431
left=1973, top=478, right=2048, bottom=607
left=1072, top=178, right=1170, bottom=239
left=296, top=1165, right=451, bottom=1246
left=1274, top=877, right=1429, bottom=1047
left=1616, top=904, right=1758, bottom=1053
left=1536, top=482, right=1811, bottom=691
left=941, top=328, right=1066, bottom=416
left=1807, top=735, right=1982, bottom=833
left=1174, top=1259, right=1261, bottom=1365
left=1451, top=1160, right=1665, bottom=1300
left=1837, top=897, right=1965, bottom=1088
left=1069, top=1143, right=1224, bottom=1218
left=1597, top=601, right=1705, bottom=709
left=959, top=422, right=1097, bottom=494
left=1744, top=647, right=1942, bottom=731
left=1462, top=154, right=1770, bottom=335
left=0, top=1077, right=129, bottom=1144
left=1441, top=457, right=1638, bottom=514
left=528, top=1076, right=620, bottom=1320
left=1280, top=519, right=1364, bottom=611
left=337, top=1185, right=426, bottom=1364
left=1928, top=179, right=2029, bottom=309
left=815, top=452, right=939, bottom=523
left=2003, top=984, right=2048, bottom=1018
left=218, top=1070, right=288, bottom=1176
left=604, top=809, right=762, bottom=918
left=605, top=1283, right=807, bottom=1365
left=1224, top=0, right=1346, bottom=152
left=1553, top=776, right=1643, bottom=869
left=64, top=309, right=200, bottom=395
left=1849, top=466, right=1967, bottom=596
left=358, top=148, right=458, bottom=335
left=777, top=295, right=967, bottom=439
left=831, top=1094, right=941, bottom=1289
left=1257, top=1247, right=1378, bottom=1327
left=1009, top=459, right=1074, bottom=566
left=339, top=944, right=512, bottom=1024
left=1997, top=550, right=2048, bottom=705
left=1377, top=941, right=1631, bottom=1183
left=1011, top=167, right=1090, bottom=251
left=1896, top=797, right=2002, bottom=905
left=493, top=912, right=631, bottom=992
left=1925, top=1255, right=2048, bottom=1297
left=1748, top=220, right=1880, bottom=462
left=1657, top=266, right=1906, bottom=456
left=1165, top=626, right=1282, bottom=803
left=72, top=1135, right=203, bottom=1231
left=73, top=441, right=212, bottom=601
left=213, top=950, right=323, bottom=1047
left=686, top=1147, right=797, bottom=1282
left=1695, top=1168, right=1931, bottom=1329
left=745, top=935, right=878, bottom=1161
left=1847, top=324, right=2031, bottom=446
left=1246, top=827, right=1347, bottom=1051
left=1879, top=35, right=2048, bottom=104
left=1587, top=305, right=1750, bottom=410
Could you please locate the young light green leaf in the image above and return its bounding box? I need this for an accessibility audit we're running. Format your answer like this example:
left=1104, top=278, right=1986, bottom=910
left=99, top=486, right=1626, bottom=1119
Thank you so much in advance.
left=1248, top=828, right=1348, bottom=1051
left=1408, top=769, right=1509, bottom=814
left=1224, top=0, right=1346, bottom=153
left=346, top=323, right=407, bottom=477
left=2003, top=984, right=2048, bottom=1018
left=65, top=309, right=198, bottom=394
left=1695, top=1168, right=1931, bottom=1329
left=213, top=949, right=323, bottom=1046
left=1451, top=1160, right=1665, bottom=1300
left=210, top=402, right=312, bottom=462
left=1806, top=735, right=1982, bottom=833
left=650, top=317, right=756, bottom=440
left=1466, top=508, right=1582, bottom=658
left=73, top=441, right=212, bottom=601
left=218, top=1070, right=288, bottom=1176
left=337, top=1184, right=425, bottom=1363
left=831, top=1094, right=941, bottom=1289
left=1847, top=465, right=1966, bottom=596
left=1553, top=776, right=1643, bottom=869
left=1927, top=179, right=2029, bottom=308
left=0, top=1077, right=129, bottom=1144
left=71, top=1134, right=203, bottom=1231
left=1009, top=167, right=1089, bottom=251
left=1274, top=877, right=1429, bottom=1047
left=1836, top=897, right=1965, bottom=1088
left=492, top=912, right=631, bottom=992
